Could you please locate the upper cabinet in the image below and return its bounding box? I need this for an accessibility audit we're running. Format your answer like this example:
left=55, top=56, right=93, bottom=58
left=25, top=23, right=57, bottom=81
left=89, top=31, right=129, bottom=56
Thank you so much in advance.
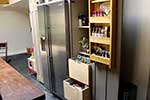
left=0, top=0, right=9, bottom=4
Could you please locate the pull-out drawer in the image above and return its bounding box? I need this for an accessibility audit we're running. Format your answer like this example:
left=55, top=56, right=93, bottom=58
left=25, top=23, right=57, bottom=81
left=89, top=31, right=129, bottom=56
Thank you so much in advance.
left=68, top=59, right=91, bottom=85
left=64, top=78, right=91, bottom=100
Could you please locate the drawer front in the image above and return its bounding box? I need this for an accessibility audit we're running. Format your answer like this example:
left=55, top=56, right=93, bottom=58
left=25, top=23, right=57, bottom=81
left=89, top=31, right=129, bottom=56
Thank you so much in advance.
left=63, top=79, right=90, bottom=100
left=68, top=59, right=90, bottom=85
left=64, top=80, right=80, bottom=100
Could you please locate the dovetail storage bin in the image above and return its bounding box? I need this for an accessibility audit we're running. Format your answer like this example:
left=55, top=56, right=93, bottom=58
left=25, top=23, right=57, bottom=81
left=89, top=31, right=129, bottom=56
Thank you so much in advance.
left=68, top=59, right=91, bottom=85
left=63, top=78, right=91, bottom=100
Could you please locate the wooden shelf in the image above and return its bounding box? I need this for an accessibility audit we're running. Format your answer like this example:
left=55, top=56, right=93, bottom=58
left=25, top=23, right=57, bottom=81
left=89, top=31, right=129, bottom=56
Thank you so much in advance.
left=79, top=52, right=90, bottom=56
left=90, top=54, right=110, bottom=65
left=78, top=26, right=89, bottom=29
left=89, top=17, right=110, bottom=23
left=91, top=0, right=110, bottom=3
left=90, top=36, right=111, bottom=45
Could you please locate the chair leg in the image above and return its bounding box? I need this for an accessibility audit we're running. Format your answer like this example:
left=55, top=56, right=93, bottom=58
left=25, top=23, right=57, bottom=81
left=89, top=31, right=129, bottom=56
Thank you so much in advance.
left=5, top=43, right=8, bottom=62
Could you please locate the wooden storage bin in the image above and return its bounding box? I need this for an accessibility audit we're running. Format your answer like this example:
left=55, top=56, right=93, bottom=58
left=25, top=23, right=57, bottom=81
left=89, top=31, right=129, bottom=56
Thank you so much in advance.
left=68, top=59, right=91, bottom=85
left=64, top=78, right=91, bottom=100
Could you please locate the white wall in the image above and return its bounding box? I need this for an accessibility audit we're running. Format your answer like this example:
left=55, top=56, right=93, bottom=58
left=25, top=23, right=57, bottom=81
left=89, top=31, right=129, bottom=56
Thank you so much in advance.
left=71, top=0, right=88, bottom=56
left=0, top=8, right=33, bottom=55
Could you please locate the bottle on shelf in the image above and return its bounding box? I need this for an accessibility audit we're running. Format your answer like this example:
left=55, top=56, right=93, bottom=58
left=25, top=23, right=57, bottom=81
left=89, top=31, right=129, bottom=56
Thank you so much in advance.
left=91, top=44, right=110, bottom=58
left=91, top=2, right=110, bottom=17
left=101, top=29, right=104, bottom=37
left=91, top=26, right=110, bottom=38
left=92, top=27, right=95, bottom=36
left=95, top=27, right=99, bottom=37
left=78, top=13, right=89, bottom=26
left=98, top=27, right=101, bottom=37
left=92, top=11, right=96, bottom=17
left=104, top=26, right=108, bottom=37
left=78, top=13, right=83, bottom=26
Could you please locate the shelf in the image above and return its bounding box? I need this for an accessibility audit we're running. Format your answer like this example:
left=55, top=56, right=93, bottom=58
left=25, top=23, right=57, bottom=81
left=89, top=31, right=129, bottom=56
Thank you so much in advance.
left=89, top=17, right=110, bottom=23
left=91, top=0, right=110, bottom=3
left=90, top=54, right=110, bottom=65
left=90, top=36, right=111, bottom=45
left=79, top=52, right=90, bottom=56
left=78, top=26, right=89, bottom=29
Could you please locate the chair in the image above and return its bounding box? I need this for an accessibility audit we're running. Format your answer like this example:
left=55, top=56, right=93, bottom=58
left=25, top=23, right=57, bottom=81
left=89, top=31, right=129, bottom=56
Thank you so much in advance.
left=0, top=42, right=8, bottom=61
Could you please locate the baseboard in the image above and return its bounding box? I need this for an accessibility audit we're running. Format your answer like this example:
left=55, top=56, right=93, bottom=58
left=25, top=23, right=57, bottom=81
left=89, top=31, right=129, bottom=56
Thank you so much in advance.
left=8, top=50, right=26, bottom=56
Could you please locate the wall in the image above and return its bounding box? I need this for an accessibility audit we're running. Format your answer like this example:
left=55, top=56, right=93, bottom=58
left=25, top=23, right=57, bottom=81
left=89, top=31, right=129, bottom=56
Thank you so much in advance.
left=71, top=0, right=88, bottom=56
left=121, top=0, right=150, bottom=99
left=0, top=8, right=33, bottom=56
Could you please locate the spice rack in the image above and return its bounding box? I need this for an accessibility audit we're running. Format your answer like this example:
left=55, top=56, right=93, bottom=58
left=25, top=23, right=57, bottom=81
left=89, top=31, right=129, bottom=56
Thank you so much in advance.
left=89, top=0, right=116, bottom=68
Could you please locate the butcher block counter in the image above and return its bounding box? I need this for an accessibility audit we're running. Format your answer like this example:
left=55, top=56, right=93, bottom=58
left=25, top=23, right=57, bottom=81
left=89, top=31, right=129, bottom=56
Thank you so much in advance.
left=0, top=58, right=45, bottom=100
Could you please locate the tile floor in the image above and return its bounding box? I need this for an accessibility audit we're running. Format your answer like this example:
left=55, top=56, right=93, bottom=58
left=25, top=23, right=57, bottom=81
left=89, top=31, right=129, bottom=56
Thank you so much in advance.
left=7, top=53, right=60, bottom=100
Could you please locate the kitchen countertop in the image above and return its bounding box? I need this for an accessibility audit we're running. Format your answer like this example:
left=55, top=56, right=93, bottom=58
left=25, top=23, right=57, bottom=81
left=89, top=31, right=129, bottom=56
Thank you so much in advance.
left=0, top=58, right=45, bottom=100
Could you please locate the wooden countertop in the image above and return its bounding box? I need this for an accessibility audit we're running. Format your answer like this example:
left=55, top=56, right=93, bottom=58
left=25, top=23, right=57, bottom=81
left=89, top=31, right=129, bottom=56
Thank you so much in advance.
left=0, top=58, right=45, bottom=100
